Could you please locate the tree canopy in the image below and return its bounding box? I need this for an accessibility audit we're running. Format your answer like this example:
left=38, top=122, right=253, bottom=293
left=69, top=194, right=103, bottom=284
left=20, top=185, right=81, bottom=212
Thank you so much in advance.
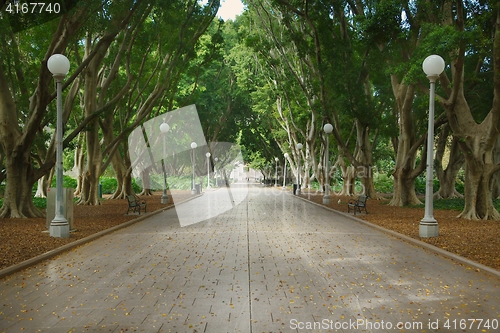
left=1, top=0, right=499, bottom=220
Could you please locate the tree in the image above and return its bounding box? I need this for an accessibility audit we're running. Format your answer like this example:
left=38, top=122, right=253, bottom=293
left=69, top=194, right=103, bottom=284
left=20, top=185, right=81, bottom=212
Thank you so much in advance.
left=63, top=0, right=220, bottom=202
left=435, top=1, right=500, bottom=219
left=434, top=123, right=465, bottom=199
left=0, top=2, right=90, bottom=217
left=0, top=0, right=221, bottom=217
left=245, top=0, right=385, bottom=198
left=77, top=0, right=146, bottom=204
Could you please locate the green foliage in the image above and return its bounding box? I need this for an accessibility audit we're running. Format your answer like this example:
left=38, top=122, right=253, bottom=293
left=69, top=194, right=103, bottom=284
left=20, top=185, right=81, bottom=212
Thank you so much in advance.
left=98, top=177, right=142, bottom=194
left=166, top=176, right=194, bottom=191
left=433, top=198, right=465, bottom=211
left=358, top=0, right=404, bottom=46
left=414, top=174, right=439, bottom=195
left=411, top=198, right=464, bottom=211
left=373, top=173, right=394, bottom=194
left=100, top=177, right=118, bottom=194
left=50, top=175, right=78, bottom=189
left=245, top=150, right=268, bottom=173
left=63, top=151, right=74, bottom=172
left=132, top=178, right=141, bottom=193
left=308, top=181, right=321, bottom=191
left=32, top=197, right=47, bottom=209
left=373, top=139, right=396, bottom=174
left=455, top=169, right=465, bottom=195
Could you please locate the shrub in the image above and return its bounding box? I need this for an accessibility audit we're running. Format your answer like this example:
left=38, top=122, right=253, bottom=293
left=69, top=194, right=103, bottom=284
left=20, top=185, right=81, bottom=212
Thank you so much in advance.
left=50, top=175, right=77, bottom=189
left=100, top=177, right=117, bottom=194
left=373, top=173, right=393, bottom=193
left=132, top=178, right=142, bottom=193
left=165, top=176, right=193, bottom=190
left=33, top=197, right=47, bottom=209
left=415, top=174, right=439, bottom=194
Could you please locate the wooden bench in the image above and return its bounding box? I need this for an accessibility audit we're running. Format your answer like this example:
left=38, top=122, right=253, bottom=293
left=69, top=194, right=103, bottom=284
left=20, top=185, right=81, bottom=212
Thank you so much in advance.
left=347, top=195, right=368, bottom=215
left=126, top=194, right=147, bottom=215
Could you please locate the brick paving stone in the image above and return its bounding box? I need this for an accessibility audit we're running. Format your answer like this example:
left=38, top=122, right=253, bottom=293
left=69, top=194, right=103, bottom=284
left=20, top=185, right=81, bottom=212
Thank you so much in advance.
left=1, top=185, right=500, bottom=333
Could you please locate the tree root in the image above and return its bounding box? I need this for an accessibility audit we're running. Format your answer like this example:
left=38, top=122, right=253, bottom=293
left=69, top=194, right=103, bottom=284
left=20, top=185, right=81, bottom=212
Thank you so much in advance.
left=0, top=203, right=44, bottom=218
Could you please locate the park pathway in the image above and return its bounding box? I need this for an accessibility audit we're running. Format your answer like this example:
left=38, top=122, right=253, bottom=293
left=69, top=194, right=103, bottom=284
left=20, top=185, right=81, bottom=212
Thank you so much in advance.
left=1, top=185, right=499, bottom=332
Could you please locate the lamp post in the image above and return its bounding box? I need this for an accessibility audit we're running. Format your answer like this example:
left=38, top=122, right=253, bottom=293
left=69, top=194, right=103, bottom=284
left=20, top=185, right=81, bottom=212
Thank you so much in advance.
left=283, top=153, right=289, bottom=189
left=296, top=143, right=303, bottom=195
left=47, top=54, right=70, bottom=238
left=214, top=157, right=218, bottom=187
left=323, top=123, right=333, bottom=204
left=160, top=122, right=170, bottom=204
left=274, top=157, right=279, bottom=186
left=206, top=152, right=211, bottom=189
left=191, top=142, right=197, bottom=194
left=420, top=55, right=445, bottom=238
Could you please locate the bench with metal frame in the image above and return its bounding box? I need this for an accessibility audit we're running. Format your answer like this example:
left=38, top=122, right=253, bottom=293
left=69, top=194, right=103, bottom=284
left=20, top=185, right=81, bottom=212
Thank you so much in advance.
left=126, top=194, right=147, bottom=215
left=347, top=195, right=368, bottom=215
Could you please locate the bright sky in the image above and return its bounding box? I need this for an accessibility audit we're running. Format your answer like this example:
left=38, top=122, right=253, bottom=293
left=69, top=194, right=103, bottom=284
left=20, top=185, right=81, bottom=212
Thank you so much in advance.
left=199, top=0, right=245, bottom=21
left=217, top=0, right=245, bottom=21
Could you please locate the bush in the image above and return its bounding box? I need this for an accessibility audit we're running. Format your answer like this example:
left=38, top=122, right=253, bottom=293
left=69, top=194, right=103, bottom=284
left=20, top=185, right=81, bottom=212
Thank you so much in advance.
left=165, top=176, right=193, bottom=190
left=100, top=177, right=118, bottom=194
left=309, top=181, right=321, bottom=191
left=414, top=174, right=439, bottom=194
left=373, top=173, right=393, bottom=193
left=455, top=168, right=465, bottom=194
left=50, top=175, right=77, bottom=189
left=411, top=198, right=464, bottom=211
left=33, top=197, right=47, bottom=209
left=132, top=178, right=141, bottom=193
left=87, top=177, right=143, bottom=195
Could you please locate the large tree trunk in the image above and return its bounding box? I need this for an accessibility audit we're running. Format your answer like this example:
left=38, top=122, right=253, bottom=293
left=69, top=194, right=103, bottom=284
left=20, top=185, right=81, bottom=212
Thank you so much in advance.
left=438, top=0, right=500, bottom=219
left=434, top=124, right=464, bottom=199
left=109, top=146, right=133, bottom=199
left=78, top=78, right=102, bottom=205
left=77, top=30, right=112, bottom=205
left=0, top=146, right=5, bottom=198
left=100, top=104, right=133, bottom=199
left=492, top=137, right=500, bottom=199
left=355, top=121, right=378, bottom=199
left=444, top=97, right=500, bottom=219
left=460, top=160, right=500, bottom=220
left=314, top=140, right=327, bottom=193
left=0, top=63, right=43, bottom=217
left=337, top=156, right=355, bottom=196
left=72, top=133, right=85, bottom=197
left=34, top=172, right=52, bottom=198
left=80, top=139, right=102, bottom=205
left=391, top=167, right=421, bottom=207
left=0, top=151, right=43, bottom=218
left=389, top=81, right=422, bottom=206
left=139, top=166, right=153, bottom=196
left=0, top=3, right=90, bottom=218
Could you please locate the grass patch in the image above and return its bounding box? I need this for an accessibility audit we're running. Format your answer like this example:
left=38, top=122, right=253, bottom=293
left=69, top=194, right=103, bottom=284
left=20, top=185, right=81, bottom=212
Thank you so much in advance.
left=434, top=198, right=465, bottom=211
left=410, top=198, right=464, bottom=211
left=411, top=198, right=500, bottom=211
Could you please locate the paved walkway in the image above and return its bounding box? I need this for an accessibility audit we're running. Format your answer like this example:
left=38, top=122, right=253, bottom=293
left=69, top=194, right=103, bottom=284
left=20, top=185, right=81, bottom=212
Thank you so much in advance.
left=1, top=185, right=499, bottom=332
